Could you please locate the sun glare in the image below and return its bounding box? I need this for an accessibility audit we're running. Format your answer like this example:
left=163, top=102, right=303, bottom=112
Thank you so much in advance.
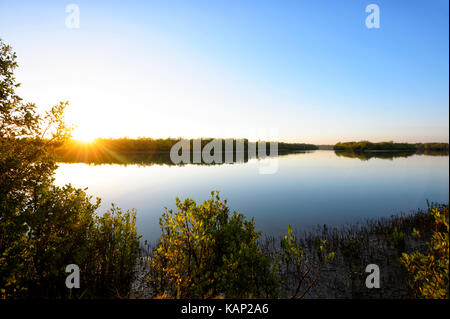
left=72, top=129, right=97, bottom=143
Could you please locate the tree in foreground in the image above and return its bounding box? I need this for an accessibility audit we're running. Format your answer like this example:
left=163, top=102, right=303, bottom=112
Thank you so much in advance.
left=0, top=38, right=140, bottom=298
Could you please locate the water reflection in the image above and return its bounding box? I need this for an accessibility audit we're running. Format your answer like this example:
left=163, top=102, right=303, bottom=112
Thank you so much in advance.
left=54, top=150, right=449, bottom=242
left=56, top=150, right=312, bottom=166
left=56, top=148, right=449, bottom=165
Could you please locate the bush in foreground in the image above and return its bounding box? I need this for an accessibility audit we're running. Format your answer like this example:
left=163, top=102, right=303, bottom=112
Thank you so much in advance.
left=400, top=205, right=449, bottom=298
left=147, top=191, right=335, bottom=299
left=149, top=191, right=280, bottom=298
left=1, top=184, right=140, bottom=299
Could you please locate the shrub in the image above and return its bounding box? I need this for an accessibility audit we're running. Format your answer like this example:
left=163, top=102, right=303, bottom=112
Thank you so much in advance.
left=87, top=204, right=140, bottom=298
left=0, top=182, right=141, bottom=299
left=150, top=191, right=280, bottom=298
left=279, top=225, right=335, bottom=298
left=392, top=227, right=406, bottom=255
left=399, top=205, right=449, bottom=299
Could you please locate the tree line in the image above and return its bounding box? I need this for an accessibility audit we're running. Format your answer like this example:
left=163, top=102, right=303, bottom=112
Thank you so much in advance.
left=334, top=141, right=449, bottom=152
left=56, top=137, right=318, bottom=154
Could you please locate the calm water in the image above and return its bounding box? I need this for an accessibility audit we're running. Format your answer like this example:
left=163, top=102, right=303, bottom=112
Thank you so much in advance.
left=54, top=150, right=449, bottom=242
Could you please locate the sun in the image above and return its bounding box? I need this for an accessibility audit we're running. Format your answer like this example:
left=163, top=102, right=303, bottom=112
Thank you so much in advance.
left=72, top=128, right=97, bottom=143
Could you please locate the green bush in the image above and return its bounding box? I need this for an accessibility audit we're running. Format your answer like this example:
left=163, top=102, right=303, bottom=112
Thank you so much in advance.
left=400, top=205, right=449, bottom=299
left=88, top=204, right=140, bottom=298
left=150, top=191, right=280, bottom=298
left=1, top=183, right=140, bottom=299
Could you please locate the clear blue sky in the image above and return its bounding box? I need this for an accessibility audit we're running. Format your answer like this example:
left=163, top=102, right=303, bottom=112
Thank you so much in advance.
left=1, top=0, right=448, bottom=143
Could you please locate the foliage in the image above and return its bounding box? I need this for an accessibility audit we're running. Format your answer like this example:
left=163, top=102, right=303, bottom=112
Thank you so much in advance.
left=84, top=203, right=140, bottom=298
left=334, top=141, right=417, bottom=152
left=334, top=141, right=448, bottom=153
left=392, top=227, right=406, bottom=255
left=149, top=191, right=280, bottom=298
left=0, top=38, right=140, bottom=298
left=400, top=205, right=449, bottom=299
left=280, top=225, right=335, bottom=298
left=147, top=192, right=336, bottom=299
left=416, top=143, right=449, bottom=152
left=55, top=140, right=317, bottom=166
left=1, top=183, right=140, bottom=298
left=56, top=137, right=317, bottom=162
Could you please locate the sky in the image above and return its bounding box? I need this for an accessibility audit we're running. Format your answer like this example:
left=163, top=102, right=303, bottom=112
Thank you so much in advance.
left=0, top=0, right=448, bottom=144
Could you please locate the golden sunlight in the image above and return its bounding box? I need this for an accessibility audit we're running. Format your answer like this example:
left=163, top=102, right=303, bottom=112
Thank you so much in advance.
left=71, top=127, right=97, bottom=143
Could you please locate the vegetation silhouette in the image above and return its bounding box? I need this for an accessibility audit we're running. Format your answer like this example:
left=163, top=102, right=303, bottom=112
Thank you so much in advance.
left=55, top=138, right=317, bottom=166
left=0, top=39, right=140, bottom=299
left=334, top=141, right=448, bottom=152
left=334, top=141, right=448, bottom=161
